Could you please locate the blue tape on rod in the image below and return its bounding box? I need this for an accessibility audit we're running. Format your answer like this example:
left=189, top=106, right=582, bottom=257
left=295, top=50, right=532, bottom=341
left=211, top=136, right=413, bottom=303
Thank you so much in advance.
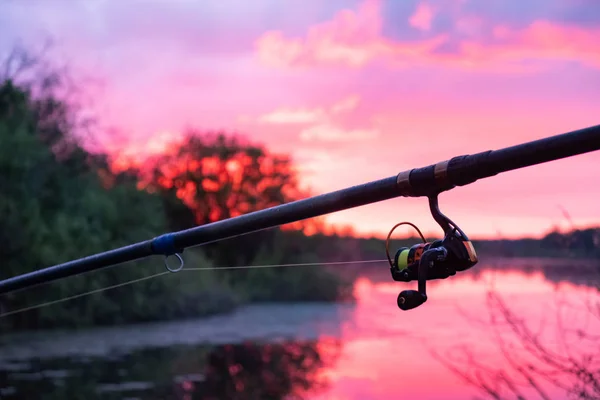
left=151, top=234, right=179, bottom=256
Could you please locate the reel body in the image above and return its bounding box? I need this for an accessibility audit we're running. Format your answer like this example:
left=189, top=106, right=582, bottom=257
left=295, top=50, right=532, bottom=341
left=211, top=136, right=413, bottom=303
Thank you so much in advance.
left=391, top=234, right=477, bottom=282
left=386, top=194, right=478, bottom=311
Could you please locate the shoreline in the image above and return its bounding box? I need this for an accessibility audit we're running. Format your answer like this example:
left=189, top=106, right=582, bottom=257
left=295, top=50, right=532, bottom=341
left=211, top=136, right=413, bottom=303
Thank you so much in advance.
left=1, top=255, right=598, bottom=335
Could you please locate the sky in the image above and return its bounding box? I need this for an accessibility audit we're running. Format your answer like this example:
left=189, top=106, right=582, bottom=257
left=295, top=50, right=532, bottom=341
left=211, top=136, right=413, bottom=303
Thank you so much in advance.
left=1, top=0, right=599, bottom=239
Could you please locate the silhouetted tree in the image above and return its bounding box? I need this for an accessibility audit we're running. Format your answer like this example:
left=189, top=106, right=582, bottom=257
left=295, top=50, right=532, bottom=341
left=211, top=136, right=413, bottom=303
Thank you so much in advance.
left=137, top=130, right=317, bottom=269
left=139, top=132, right=302, bottom=227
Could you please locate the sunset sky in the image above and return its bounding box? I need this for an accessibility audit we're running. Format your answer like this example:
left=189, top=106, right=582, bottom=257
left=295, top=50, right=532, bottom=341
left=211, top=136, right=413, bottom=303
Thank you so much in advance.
left=2, top=0, right=599, bottom=239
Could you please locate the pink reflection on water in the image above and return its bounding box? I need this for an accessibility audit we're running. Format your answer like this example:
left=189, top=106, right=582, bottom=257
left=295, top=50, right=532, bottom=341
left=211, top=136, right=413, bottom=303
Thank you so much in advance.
left=312, top=268, right=600, bottom=400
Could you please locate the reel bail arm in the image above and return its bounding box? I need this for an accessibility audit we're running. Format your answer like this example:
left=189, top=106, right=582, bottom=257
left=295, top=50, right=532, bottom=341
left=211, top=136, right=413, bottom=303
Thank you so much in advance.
left=387, top=193, right=478, bottom=311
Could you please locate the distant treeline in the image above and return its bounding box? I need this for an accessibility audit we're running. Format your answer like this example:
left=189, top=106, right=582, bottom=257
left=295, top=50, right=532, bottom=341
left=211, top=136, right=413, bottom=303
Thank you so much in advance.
left=281, top=227, right=600, bottom=265
left=473, top=228, right=600, bottom=259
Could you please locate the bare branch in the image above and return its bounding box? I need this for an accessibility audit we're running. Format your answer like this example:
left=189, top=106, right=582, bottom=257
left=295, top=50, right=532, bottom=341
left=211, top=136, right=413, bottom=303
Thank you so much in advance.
left=432, top=286, right=600, bottom=400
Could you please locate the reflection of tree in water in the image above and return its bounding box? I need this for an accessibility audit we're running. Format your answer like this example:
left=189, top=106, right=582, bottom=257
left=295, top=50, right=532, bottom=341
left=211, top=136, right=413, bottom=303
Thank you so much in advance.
left=0, top=338, right=340, bottom=400
left=432, top=291, right=600, bottom=400
left=175, top=340, right=339, bottom=400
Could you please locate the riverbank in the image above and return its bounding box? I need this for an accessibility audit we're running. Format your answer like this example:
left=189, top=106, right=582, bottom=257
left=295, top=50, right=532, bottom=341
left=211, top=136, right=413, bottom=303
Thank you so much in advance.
left=2, top=263, right=599, bottom=400
left=0, top=246, right=355, bottom=333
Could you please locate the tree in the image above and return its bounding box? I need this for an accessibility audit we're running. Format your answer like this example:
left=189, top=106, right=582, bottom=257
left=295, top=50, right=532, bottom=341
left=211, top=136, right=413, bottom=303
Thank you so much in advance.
left=136, top=131, right=311, bottom=268
left=138, top=132, right=301, bottom=225
left=0, top=50, right=238, bottom=331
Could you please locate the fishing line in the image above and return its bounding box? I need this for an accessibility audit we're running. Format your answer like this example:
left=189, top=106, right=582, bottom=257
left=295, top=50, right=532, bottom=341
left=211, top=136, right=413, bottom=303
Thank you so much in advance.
left=184, top=259, right=387, bottom=271
left=0, top=259, right=387, bottom=319
left=1, top=124, right=599, bottom=302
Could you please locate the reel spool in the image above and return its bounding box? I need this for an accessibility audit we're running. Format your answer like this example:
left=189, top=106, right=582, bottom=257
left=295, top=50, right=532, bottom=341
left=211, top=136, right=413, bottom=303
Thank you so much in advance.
left=386, top=194, right=478, bottom=311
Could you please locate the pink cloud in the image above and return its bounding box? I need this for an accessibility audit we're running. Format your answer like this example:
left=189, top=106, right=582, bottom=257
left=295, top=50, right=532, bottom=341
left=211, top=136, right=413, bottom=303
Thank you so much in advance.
left=472, top=20, right=600, bottom=68
left=299, top=124, right=379, bottom=142
left=256, top=94, right=361, bottom=125
left=254, top=0, right=600, bottom=72
left=409, top=3, right=436, bottom=31
left=258, top=108, right=325, bottom=124
left=254, top=94, right=377, bottom=143
left=331, top=95, right=361, bottom=114
left=255, top=0, right=446, bottom=69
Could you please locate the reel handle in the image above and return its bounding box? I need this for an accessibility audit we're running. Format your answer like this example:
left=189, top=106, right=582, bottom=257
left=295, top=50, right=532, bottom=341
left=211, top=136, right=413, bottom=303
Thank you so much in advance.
left=397, top=247, right=447, bottom=311
left=397, top=290, right=426, bottom=310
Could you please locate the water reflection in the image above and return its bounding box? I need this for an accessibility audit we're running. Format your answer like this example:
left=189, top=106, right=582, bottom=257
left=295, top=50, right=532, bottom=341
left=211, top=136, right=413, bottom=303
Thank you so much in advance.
left=196, top=340, right=339, bottom=400
left=354, top=257, right=600, bottom=289
left=0, top=339, right=341, bottom=399
left=314, top=266, right=600, bottom=400
left=1, top=260, right=599, bottom=400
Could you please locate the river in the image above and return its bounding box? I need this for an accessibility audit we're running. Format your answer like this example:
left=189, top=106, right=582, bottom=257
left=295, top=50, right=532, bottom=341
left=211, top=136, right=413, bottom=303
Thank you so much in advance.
left=1, top=257, right=599, bottom=400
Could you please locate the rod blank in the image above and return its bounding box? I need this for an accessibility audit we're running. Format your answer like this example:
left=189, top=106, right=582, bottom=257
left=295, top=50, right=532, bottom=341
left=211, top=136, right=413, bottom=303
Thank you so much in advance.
left=1, top=124, right=599, bottom=295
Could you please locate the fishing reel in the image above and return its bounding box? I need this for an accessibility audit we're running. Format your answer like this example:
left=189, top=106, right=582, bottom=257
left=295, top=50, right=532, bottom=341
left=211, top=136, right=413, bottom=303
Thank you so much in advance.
left=386, top=194, right=478, bottom=311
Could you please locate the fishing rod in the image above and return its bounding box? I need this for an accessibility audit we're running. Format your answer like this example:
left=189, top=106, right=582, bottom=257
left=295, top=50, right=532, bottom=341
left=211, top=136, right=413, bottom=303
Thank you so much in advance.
left=1, top=124, right=599, bottom=311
